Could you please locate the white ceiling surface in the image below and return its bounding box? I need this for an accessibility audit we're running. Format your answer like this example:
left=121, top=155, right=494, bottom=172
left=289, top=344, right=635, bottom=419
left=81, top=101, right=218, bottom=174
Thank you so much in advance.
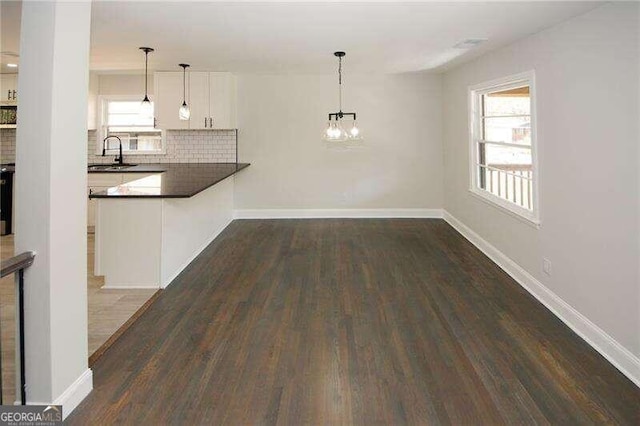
left=3, top=1, right=602, bottom=74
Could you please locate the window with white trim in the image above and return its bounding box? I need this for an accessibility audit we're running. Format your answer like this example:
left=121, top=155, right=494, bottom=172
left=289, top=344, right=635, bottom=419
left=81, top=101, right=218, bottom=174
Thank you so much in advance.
left=469, top=72, right=538, bottom=223
left=99, top=97, right=163, bottom=155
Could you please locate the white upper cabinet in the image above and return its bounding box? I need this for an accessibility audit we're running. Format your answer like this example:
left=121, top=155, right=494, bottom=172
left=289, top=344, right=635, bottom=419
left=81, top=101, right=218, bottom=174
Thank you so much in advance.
left=0, top=74, right=18, bottom=102
left=188, top=72, right=210, bottom=130
left=154, top=71, right=236, bottom=130
left=209, top=72, right=237, bottom=130
left=154, top=72, right=189, bottom=130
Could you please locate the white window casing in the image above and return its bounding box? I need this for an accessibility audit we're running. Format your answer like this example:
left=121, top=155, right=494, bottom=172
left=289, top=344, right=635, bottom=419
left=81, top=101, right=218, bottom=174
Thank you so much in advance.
left=468, top=71, right=540, bottom=226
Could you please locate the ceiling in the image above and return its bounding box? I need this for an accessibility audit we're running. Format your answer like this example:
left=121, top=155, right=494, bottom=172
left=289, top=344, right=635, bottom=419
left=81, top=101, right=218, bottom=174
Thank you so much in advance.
left=2, top=1, right=602, bottom=74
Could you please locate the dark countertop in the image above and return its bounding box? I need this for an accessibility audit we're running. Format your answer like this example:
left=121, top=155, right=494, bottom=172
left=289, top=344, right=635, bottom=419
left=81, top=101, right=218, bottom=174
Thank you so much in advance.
left=89, top=163, right=250, bottom=199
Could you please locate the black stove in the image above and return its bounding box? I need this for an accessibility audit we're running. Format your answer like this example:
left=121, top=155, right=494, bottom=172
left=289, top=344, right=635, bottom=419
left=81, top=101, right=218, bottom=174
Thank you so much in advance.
left=1, top=165, right=13, bottom=235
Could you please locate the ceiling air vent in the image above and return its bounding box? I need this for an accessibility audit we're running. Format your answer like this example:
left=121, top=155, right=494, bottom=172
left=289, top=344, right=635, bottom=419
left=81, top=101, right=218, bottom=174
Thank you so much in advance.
left=454, top=39, right=487, bottom=49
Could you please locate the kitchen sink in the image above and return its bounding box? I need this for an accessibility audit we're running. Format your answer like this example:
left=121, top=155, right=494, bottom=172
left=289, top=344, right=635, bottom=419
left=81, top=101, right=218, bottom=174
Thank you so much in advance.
left=88, top=164, right=137, bottom=171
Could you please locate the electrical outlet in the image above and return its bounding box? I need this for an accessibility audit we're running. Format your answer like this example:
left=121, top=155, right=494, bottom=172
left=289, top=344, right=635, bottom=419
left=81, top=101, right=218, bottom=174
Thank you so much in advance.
left=543, top=258, right=552, bottom=276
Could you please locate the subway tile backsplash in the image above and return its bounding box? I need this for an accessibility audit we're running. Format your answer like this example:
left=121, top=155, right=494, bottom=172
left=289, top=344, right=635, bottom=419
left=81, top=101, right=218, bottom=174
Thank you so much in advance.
left=88, top=130, right=237, bottom=164
left=1, top=128, right=237, bottom=164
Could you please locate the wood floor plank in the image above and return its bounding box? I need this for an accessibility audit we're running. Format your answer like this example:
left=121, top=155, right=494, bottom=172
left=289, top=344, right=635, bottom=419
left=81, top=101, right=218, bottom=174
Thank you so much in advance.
left=67, top=219, right=640, bottom=425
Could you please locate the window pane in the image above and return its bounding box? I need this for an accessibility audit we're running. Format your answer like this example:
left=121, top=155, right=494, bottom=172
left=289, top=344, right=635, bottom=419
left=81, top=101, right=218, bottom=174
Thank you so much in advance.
left=483, top=117, right=531, bottom=145
left=108, top=101, right=142, bottom=114
left=484, top=144, right=532, bottom=167
left=473, top=80, right=535, bottom=215
left=104, top=99, right=160, bottom=153
left=107, top=101, right=154, bottom=126
left=108, top=126, right=157, bottom=133
left=483, top=86, right=530, bottom=116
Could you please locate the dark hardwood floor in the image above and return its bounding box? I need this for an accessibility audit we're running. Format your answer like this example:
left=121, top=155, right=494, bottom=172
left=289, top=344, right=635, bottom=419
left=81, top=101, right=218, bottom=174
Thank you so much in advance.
left=67, top=219, right=640, bottom=425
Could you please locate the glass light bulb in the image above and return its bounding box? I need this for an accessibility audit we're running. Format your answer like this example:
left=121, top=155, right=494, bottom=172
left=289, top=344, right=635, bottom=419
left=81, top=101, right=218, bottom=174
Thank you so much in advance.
left=140, top=98, right=153, bottom=118
left=349, top=121, right=362, bottom=140
left=331, top=123, right=341, bottom=139
left=179, top=103, right=191, bottom=120
left=325, top=122, right=333, bottom=138
left=336, top=121, right=348, bottom=141
left=329, top=123, right=340, bottom=139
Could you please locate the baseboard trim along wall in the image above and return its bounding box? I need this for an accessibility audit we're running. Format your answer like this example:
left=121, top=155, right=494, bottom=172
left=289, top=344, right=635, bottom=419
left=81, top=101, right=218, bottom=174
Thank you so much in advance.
left=29, top=368, right=93, bottom=420
left=443, top=210, right=640, bottom=388
left=234, top=208, right=443, bottom=219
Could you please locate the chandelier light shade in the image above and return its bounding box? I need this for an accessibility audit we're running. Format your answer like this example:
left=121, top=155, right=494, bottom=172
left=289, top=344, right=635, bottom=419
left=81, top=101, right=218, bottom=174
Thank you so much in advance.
left=139, top=47, right=154, bottom=117
left=178, top=63, right=191, bottom=120
left=323, top=51, right=362, bottom=142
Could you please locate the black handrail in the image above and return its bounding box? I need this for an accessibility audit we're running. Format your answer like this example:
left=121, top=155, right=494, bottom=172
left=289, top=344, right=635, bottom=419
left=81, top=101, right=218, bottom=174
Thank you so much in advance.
left=0, top=251, right=35, bottom=405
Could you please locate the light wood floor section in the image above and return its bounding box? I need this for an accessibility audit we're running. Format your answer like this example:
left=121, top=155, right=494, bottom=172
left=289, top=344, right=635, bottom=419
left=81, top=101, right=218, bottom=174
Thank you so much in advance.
left=0, top=233, right=156, bottom=403
left=86, top=233, right=157, bottom=356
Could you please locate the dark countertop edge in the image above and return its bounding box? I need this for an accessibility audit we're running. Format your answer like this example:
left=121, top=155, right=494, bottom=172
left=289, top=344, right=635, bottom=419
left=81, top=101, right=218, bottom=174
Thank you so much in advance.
left=87, top=169, right=165, bottom=174
left=89, top=163, right=250, bottom=199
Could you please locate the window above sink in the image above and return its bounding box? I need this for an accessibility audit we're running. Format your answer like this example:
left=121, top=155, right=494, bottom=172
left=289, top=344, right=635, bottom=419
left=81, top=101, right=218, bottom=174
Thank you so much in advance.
left=97, top=96, right=165, bottom=155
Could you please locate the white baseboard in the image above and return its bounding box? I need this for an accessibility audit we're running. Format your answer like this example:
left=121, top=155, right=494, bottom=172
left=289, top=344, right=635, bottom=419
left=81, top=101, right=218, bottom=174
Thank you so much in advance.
left=161, top=217, right=233, bottom=288
left=101, top=285, right=160, bottom=290
left=234, top=208, right=443, bottom=219
left=443, top=210, right=640, bottom=388
left=28, top=368, right=93, bottom=420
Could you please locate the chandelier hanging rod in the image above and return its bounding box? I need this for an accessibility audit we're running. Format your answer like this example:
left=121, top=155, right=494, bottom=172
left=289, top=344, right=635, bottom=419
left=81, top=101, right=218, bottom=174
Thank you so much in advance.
left=328, top=51, right=357, bottom=121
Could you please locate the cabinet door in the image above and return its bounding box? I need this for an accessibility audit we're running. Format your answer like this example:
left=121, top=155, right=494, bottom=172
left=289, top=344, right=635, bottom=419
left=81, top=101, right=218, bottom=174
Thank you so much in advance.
left=209, top=72, right=236, bottom=129
left=87, top=173, right=123, bottom=229
left=188, top=72, right=209, bottom=130
left=154, top=72, right=188, bottom=130
left=0, top=74, right=17, bottom=102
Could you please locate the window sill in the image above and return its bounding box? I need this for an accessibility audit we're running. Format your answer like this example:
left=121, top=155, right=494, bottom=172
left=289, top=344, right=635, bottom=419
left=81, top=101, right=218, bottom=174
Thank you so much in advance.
left=467, top=188, right=541, bottom=229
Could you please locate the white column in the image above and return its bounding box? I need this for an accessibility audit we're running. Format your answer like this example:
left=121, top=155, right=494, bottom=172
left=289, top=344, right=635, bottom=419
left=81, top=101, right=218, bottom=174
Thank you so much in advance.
left=14, top=0, right=92, bottom=415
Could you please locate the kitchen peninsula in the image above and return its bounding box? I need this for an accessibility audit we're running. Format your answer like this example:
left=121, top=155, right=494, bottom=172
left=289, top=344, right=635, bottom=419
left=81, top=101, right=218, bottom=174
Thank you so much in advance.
left=90, top=163, right=249, bottom=289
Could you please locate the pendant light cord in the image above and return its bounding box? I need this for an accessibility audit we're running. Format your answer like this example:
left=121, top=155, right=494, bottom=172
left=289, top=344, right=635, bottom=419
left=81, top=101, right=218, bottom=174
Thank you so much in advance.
left=144, top=51, right=148, bottom=97
left=338, top=55, right=343, bottom=113
left=182, top=66, right=186, bottom=103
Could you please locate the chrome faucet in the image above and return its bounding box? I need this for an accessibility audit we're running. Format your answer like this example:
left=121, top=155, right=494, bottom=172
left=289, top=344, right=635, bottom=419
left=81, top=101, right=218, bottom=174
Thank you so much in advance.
left=102, top=136, right=123, bottom=165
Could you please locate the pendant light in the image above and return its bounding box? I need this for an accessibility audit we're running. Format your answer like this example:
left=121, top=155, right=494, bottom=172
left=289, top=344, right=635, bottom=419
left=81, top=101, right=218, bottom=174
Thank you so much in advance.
left=324, top=51, right=362, bottom=142
left=178, top=63, right=191, bottom=120
left=139, top=47, right=154, bottom=117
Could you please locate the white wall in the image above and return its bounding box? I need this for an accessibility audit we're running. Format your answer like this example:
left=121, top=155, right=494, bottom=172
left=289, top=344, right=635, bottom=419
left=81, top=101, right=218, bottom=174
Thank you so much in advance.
left=443, top=1, right=639, bottom=362
left=161, top=176, right=234, bottom=287
left=234, top=73, right=443, bottom=211
left=98, top=73, right=153, bottom=96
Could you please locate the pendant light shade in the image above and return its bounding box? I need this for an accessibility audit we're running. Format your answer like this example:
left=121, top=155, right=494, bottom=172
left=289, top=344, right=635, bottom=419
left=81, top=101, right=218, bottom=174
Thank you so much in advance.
left=178, top=63, right=191, bottom=120
left=323, top=51, right=362, bottom=142
left=139, top=47, right=154, bottom=117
